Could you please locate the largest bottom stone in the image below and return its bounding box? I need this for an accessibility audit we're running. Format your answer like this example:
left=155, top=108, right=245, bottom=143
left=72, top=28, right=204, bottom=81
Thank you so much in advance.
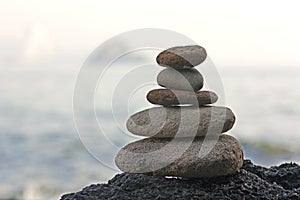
left=115, top=134, right=244, bottom=178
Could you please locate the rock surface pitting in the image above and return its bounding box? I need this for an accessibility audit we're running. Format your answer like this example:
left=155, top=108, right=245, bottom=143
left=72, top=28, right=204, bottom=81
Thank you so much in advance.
left=126, top=106, right=236, bottom=138
left=60, top=159, right=300, bottom=200
left=156, top=45, right=207, bottom=69
left=147, top=89, right=218, bottom=106
left=115, top=134, right=243, bottom=177
left=157, top=68, right=203, bottom=91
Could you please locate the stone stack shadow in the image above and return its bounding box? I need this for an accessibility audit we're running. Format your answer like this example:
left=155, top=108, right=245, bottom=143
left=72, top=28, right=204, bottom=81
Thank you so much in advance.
left=115, top=45, right=244, bottom=178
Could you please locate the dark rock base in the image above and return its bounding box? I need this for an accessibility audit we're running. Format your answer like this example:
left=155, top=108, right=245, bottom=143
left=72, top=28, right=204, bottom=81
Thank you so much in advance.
left=61, top=160, right=300, bottom=200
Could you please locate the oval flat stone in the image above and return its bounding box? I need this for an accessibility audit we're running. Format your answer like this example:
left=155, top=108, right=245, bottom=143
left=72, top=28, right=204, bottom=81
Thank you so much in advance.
left=156, top=45, right=207, bottom=69
left=126, top=106, right=235, bottom=138
left=147, top=89, right=218, bottom=106
left=115, top=134, right=244, bottom=177
left=157, top=68, right=203, bottom=91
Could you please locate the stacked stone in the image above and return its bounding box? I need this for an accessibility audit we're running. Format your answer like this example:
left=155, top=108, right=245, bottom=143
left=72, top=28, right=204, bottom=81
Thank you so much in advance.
left=115, top=45, right=244, bottom=178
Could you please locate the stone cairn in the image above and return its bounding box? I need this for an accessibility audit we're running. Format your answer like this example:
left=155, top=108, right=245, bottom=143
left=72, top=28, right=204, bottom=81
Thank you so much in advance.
left=115, top=45, right=244, bottom=178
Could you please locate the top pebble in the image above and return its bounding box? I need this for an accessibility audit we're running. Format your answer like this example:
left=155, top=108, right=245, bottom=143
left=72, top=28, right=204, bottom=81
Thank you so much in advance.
left=156, top=45, right=207, bottom=69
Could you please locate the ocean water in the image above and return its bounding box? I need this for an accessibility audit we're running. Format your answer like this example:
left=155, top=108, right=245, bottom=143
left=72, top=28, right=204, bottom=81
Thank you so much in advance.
left=0, top=67, right=299, bottom=199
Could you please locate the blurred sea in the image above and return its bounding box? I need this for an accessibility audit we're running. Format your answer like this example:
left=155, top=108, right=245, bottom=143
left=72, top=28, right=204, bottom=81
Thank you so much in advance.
left=0, top=67, right=300, bottom=199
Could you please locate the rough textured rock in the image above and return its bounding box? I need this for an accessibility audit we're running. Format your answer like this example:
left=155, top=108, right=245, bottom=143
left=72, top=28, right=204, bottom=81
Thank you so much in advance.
left=157, top=68, right=203, bottom=91
left=156, top=45, right=207, bottom=69
left=60, top=160, right=300, bottom=200
left=126, top=106, right=235, bottom=138
left=147, top=89, right=218, bottom=106
left=242, top=159, right=300, bottom=190
left=115, top=134, right=244, bottom=177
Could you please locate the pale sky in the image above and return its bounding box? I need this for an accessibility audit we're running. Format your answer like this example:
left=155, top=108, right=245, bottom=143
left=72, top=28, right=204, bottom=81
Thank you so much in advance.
left=1, top=0, right=300, bottom=69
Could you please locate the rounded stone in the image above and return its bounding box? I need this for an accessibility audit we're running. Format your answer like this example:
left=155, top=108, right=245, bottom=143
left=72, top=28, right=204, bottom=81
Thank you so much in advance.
left=115, top=134, right=244, bottom=178
left=126, top=106, right=235, bottom=138
left=147, top=89, right=218, bottom=106
left=156, top=45, right=207, bottom=69
left=157, top=68, right=203, bottom=91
